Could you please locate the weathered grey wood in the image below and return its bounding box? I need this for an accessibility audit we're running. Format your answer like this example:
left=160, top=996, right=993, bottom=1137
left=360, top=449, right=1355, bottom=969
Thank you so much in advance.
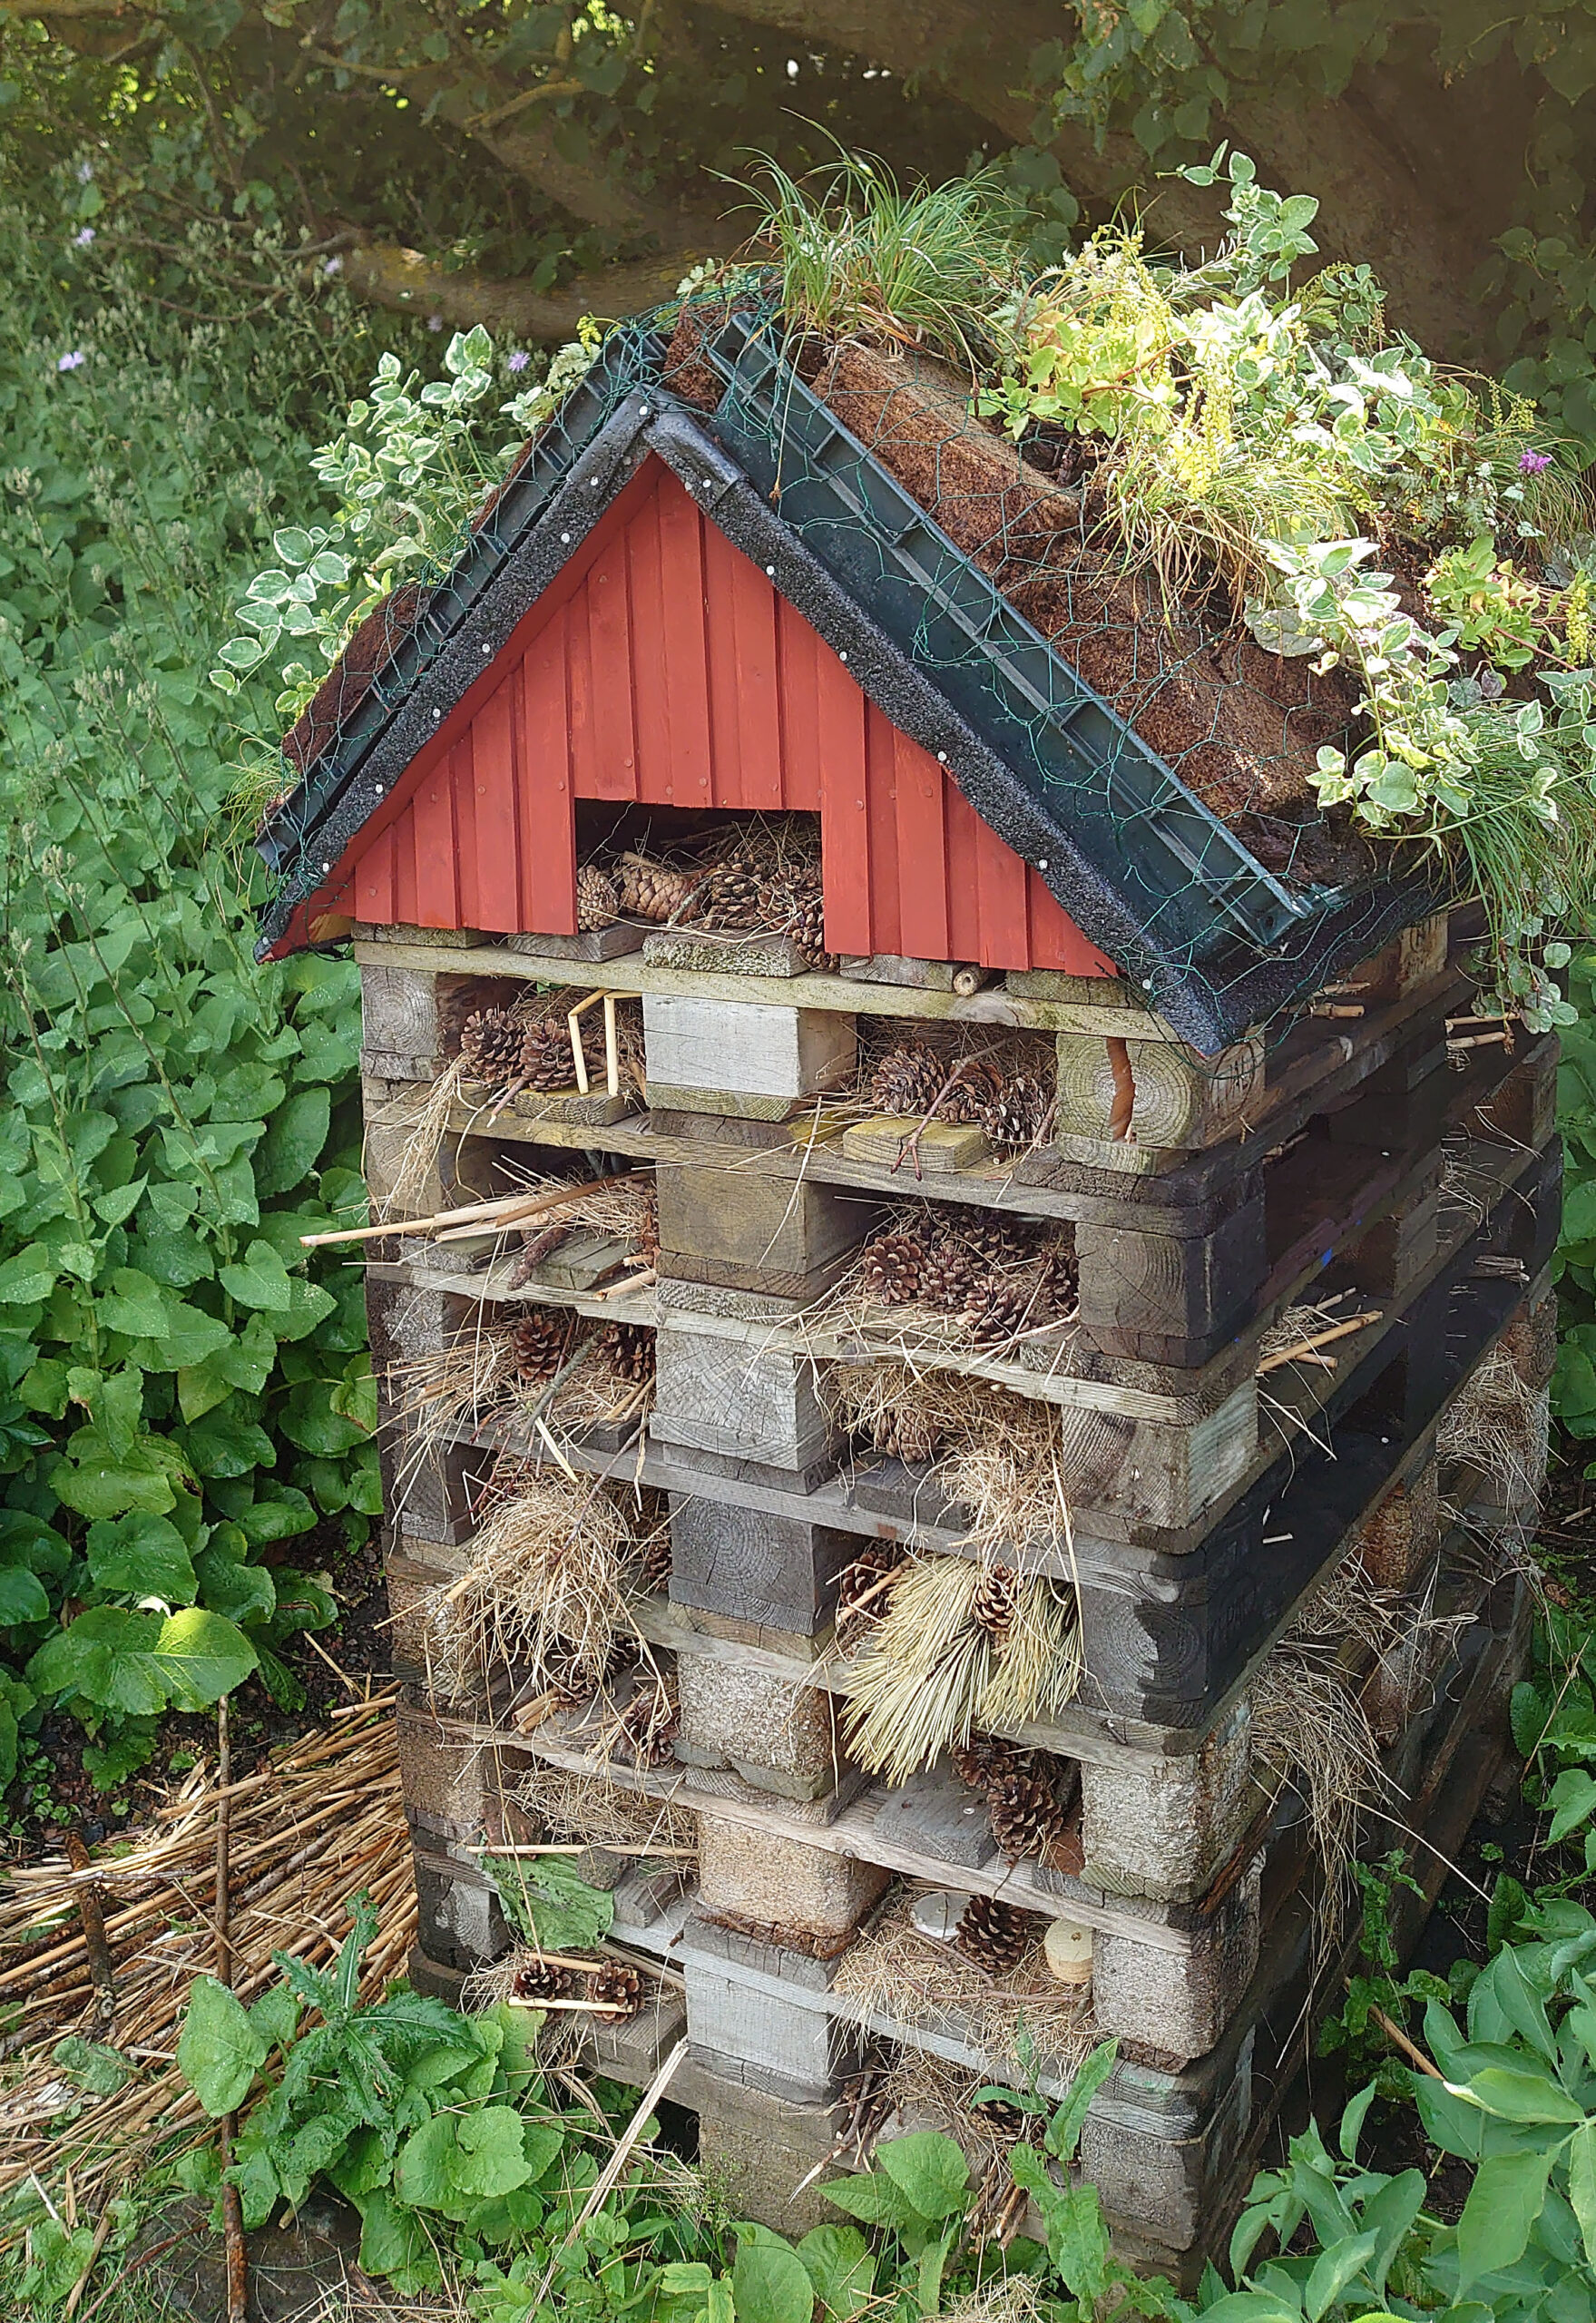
left=872, top=1768, right=999, bottom=1869
left=1079, top=1698, right=1256, bottom=1905
left=507, top=1086, right=635, bottom=1127
left=1074, top=1191, right=1268, bottom=1363
left=1006, top=967, right=1140, bottom=1008
left=686, top=1964, right=859, bottom=2103
left=651, top=1325, right=837, bottom=1471
left=642, top=994, right=857, bottom=1102
left=1079, top=2034, right=1254, bottom=2244
left=839, top=954, right=967, bottom=990
left=668, top=1497, right=856, bottom=1635
left=359, top=961, right=514, bottom=1070
left=838, top=1119, right=991, bottom=1172
left=506, top=922, right=643, bottom=959
left=356, top=921, right=483, bottom=947
left=647, top=1083, right=813, bottom=1122
left=1054, top=1031, right=1265, bottom=1154
left=654, top=1162, right=876, bottom=1286
left=356, top=937, right=1170, bottom=1036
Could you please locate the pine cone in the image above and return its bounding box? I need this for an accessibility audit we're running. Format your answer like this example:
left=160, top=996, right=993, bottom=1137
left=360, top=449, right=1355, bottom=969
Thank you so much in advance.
left=869, top=1044, right=946, bottom=1119
left=511, top=1956, right=573, bottom=2004
left=918, top=1236, right=979, bottom=1312
left=870, top=1405, right=944, bottom=1464
left=987, top=1770, right=1072, bottom=1864
left=939, top=1057, right=1004, bottom=1125
left=783, top=882, right=830, bottom=968
left=950, top=1733, right=1039, bottom=1792
left=857, top=1230, right=926, bottom=1306
left=590, top=1961, right=646, bottom=2017
left=955, top=1895, right=1041, bottom=1974
left=982, top=1073, right=1054, bottom=1156
left=614, top=854, right=699, bottom=923
left=576, top=863, right=620, bottom=930
left=601, top=1321, right=655, bottom=1387
left=630, top=1523, right=672, bottom=1596
left=509, top=1308, right=579, bottom=1382
left=618, top=1687, right=679, bottom=1769
left=460, top=1006, right=528, bottom=1087
left=834, top=1544, right=905, bottom=1647
left=698, top=854, right=769, bottom=932
left=960, top=1276, right=1042, bottom=1348
left=1034, top=1240, right=1080, bottom=1321
left=945, top=1205, right=1040, bottom=1269
left=519, top=1018, right=601, bottom=1093
left=971, top=1564, right=1020, bottom=1642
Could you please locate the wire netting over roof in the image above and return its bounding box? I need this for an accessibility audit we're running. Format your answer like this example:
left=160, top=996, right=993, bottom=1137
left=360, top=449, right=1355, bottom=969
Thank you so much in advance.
left=256, top=288, right=1435, bottom=1047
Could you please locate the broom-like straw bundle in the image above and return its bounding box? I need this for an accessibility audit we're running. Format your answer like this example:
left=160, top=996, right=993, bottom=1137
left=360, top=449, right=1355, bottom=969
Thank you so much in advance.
left=826, top=1364, right=1075, bottom=1556
left=843, top=1554, right=1082, bottom=1783
left=1436, top=1345, right=1547, bottom=1521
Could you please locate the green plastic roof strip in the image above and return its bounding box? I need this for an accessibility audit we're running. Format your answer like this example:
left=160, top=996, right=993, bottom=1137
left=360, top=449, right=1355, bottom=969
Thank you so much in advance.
left=700, top=310, right=1327, bottom=963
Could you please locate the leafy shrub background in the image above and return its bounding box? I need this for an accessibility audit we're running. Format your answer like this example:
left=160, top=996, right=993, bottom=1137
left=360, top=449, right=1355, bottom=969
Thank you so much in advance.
left=0, top=207, right=423, bottom=1796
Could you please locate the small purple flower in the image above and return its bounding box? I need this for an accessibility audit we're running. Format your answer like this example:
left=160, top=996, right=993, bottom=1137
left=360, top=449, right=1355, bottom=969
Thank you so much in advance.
left=73, top=226, right=95, bottom=248
left=426, top=313, right=444, bottom=332
left=56, top=350, right=86, bottom=373
left=322, top=254, right=343, bottom=277
left=506, top=348, right=530, bottom=373
left=1520, top=448, right=1552, bottom=474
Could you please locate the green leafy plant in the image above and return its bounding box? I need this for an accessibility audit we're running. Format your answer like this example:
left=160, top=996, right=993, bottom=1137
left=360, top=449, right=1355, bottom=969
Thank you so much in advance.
left=0, top=204, right=387, bottom=1789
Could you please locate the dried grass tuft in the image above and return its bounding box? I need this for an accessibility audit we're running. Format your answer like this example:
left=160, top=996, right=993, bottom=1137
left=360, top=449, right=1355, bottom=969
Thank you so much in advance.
left=825, top=1365, right=1075, bottom=1554
left=1437, top=1346, right=1548, bottom=1521
left=368, top=1058, right=467, bottom=1220
left=831, top=1889, right=1094, bottom=2079
left=843, top=1554, right=1081, bottom=1782
left=513, top=1763, right=699, bottom=1859
left=416, top=1475, right=636, bottom=1701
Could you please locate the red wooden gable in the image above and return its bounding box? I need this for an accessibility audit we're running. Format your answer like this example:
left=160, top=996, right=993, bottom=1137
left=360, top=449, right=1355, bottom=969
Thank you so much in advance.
left=284, top=456, right=1115, bottom=977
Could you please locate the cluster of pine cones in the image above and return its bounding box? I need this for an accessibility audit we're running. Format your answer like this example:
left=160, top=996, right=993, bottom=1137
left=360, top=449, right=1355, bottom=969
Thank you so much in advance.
left=954, top=1893, right=1044, bottom=1974
left=459, top=1002, right=602, bottom=1094
left=855, top=1203, right=1077, bottom=1345
left=951, top=1730, right=1077, bottom=1866
left=577, top=845, right=830, bottom=966
left=868, top=1043, right=1054, bottom=1155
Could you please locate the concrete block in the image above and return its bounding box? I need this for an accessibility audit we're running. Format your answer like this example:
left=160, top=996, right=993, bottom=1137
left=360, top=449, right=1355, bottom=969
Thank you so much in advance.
left=1092, top=1856, right=1262, bottom=2061
left=696, top=1816, right=889, bottom=1947
left=691, top=2072, right=843, bottom=2234
left=677, top=1657, right=847, bottom=1802
left=1079, top=1699, right=1256, bottom=1905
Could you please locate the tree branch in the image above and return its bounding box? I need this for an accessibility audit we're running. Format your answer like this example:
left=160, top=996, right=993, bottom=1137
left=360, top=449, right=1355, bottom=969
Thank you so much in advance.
left=341, top=233, right=723, bottom=338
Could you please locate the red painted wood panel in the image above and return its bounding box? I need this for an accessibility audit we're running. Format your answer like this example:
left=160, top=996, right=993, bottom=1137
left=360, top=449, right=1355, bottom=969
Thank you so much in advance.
left=301, top=454, right=1116, bottom=975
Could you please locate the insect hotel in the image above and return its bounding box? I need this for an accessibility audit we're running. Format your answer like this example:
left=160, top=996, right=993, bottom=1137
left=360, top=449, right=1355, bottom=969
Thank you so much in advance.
left=260, top=309, right=1557, bottom=2272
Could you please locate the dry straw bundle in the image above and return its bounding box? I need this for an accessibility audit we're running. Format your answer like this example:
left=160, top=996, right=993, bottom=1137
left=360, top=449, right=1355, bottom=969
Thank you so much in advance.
left=843, top=1554, right=1081, bottom=1783
left=513, top=1764, right=698, bottom=1862
left=826, top=1363, right=1076, bottom=1558
left=415, top=1474, right=646, bottom=1707
left=831, top=1889, right=1094, bottom=2079
left=0, top=1698, right=413, bottom=2211
left=1437, top=1344, right=1548, bottom=1523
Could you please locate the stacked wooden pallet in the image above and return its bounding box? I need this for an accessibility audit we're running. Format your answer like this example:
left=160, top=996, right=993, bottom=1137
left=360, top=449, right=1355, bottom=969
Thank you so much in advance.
left=358, top=908, right=1550, bottom=2279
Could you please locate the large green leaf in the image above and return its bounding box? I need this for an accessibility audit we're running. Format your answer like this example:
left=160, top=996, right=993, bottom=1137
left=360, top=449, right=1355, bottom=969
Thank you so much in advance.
left=1455, top=2148, right=1554, bottom=2288
left=86, top=1511, right=198, bottom=1603
left=875, top=2132, right=969, bottom=2222
left=732, top=2233, right=816, bottom=2323
left=177, top=1976, right=271, bottom=2116
left=796, top=2225, right=875, bottom=2322
left=219, top=1240, right=294, bottom=1313
left=152, top=1608, right=258, bottom=1709
left=256, top=1087, right=330, bottom=1196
